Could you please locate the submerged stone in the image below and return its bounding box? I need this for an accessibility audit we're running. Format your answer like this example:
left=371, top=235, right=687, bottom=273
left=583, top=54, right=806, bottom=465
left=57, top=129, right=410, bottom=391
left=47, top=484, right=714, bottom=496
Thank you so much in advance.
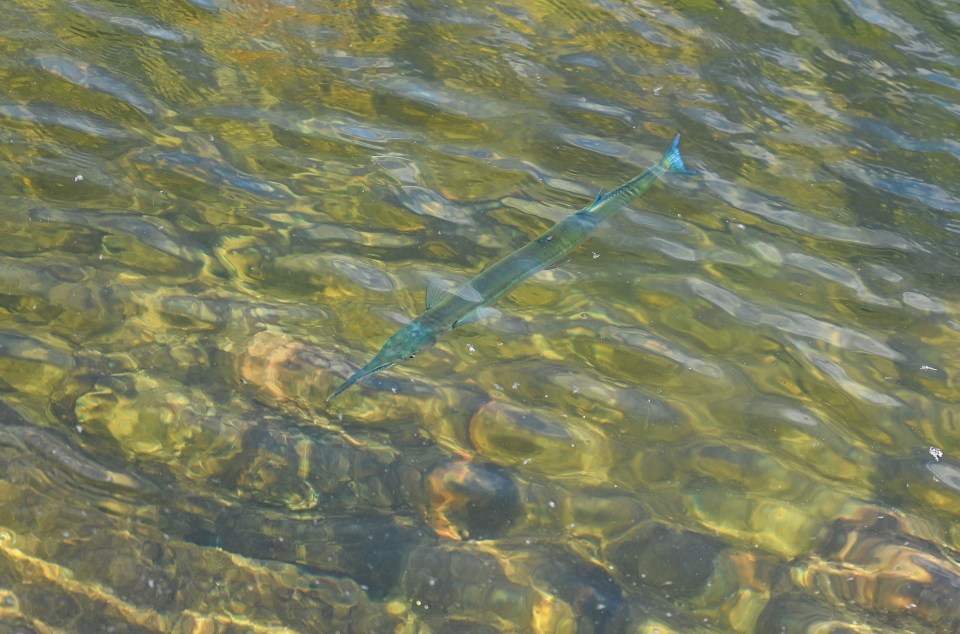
left=605, top=523, right=723, bottom=600
left=425, top=459, right=520, bottom=541
left=468, top=400, right=611, bottom=477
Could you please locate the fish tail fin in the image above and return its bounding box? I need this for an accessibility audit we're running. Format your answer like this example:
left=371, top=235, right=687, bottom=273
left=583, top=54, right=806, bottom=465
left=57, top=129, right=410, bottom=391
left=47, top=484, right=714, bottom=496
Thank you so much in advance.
left=661, top=133, right=701, bottom=175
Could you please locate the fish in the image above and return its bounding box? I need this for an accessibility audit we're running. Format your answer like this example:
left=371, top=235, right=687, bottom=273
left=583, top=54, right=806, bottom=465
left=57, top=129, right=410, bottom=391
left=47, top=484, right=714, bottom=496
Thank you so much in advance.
left=327, top=133, right=699, bottom=400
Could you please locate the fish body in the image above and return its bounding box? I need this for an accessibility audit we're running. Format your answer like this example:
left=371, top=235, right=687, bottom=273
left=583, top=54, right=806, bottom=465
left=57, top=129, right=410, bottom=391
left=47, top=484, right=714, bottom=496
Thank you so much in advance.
left=327, top=133, right=697, bottom=400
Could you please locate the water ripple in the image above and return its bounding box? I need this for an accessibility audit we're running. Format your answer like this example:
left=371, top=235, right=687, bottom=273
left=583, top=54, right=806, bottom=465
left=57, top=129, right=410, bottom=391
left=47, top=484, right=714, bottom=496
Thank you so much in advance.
left=67, top=2, right=193, bottom=43
left=749, top=242, right=900, bottom=307
left=2, top=0, right=960, bottom=630
left=708, top=178, right=928, bottom=252
left=687, top=276, right=903, bottom=361
left=136, top=150, right=296, bottom=202
left=29, top=54, right=162, bottom=117
left=366, top=75, right=513, bottom=120
left=791, top=338, right=902, bottom=407
left=29, top=208, right=207, bottom=266
left=829, top=160, right=960, bottom=214
left=726, top=0, right=801, bottom=36
left=0, top=102, right=138, bottom=141
left=599, top=325, right=726, bottom=380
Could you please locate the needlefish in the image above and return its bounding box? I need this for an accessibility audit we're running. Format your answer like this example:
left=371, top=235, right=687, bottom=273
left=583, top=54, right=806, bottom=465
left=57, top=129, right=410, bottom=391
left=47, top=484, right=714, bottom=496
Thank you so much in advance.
left=327, top=133, right=698, bottom=400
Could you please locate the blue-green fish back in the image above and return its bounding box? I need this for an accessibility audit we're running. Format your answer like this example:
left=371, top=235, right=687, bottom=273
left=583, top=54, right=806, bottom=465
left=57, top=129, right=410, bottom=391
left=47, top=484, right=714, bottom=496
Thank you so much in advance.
left=327, top=133, right=699, bottom=400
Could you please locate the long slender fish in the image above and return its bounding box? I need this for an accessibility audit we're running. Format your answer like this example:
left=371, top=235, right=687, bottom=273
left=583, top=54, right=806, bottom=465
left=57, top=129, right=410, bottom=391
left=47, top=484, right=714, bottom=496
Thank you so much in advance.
left=327, top=133, right=698, bottom=400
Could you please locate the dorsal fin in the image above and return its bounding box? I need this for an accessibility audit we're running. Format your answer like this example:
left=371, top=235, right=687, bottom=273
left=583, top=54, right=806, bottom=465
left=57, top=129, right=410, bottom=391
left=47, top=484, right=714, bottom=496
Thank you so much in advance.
left=593, top=188, right=604, bottom=205
left=426, top=278, right=453, bottom=310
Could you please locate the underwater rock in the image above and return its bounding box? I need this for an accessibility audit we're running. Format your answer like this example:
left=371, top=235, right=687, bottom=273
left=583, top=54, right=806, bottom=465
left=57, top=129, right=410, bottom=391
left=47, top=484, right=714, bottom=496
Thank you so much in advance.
left=788, top=510, right=960, bottom=632
left=468, top=400, right=612, bottom=478
left=237, top=330, right=350, bottom=407
left=169, top=505, right=425, bottom=601
left=425, top=459, right=521, bottom=541
left=401, top=544, right=535, bottom=628
left=755, top=594, right=876, bottom=634
left=527, top=554, right=628, bottom=634
left=217, top=420, right=399, bottom=511
left=237, top=329, right=464, bottom=423
left=604, top=522, right=724, bottom=600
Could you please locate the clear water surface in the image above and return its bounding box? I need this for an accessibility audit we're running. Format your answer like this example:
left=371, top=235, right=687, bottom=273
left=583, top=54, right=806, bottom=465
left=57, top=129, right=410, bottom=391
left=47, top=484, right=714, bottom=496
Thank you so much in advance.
left=0, top=0, right=958, bottom=631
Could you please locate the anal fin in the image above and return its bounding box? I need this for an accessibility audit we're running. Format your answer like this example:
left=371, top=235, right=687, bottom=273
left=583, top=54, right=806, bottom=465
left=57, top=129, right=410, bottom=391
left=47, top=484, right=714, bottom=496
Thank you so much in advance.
left=427, top=278, right=484, bottom=309
left=453, top=306, right=500, bottom=328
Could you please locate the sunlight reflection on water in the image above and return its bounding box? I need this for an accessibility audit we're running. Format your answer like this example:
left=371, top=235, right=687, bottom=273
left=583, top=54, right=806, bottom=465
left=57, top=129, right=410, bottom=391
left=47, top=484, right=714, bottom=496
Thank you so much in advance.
left=0, top=0, right=958, bottom=631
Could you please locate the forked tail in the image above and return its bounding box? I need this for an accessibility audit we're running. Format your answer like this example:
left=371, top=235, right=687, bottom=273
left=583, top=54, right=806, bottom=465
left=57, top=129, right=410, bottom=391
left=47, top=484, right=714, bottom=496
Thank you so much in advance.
left=661, top=133, right=701, bottom=175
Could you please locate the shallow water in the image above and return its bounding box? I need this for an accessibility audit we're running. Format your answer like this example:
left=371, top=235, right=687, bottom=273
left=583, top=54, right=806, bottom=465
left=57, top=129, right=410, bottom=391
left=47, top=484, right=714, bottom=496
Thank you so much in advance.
left=0, top=0, right=959, bottom=631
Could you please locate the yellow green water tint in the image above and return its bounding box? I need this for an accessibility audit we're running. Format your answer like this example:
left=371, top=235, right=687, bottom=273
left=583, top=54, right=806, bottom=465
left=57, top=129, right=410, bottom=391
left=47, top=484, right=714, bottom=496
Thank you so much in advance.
left=0, top=0, right=958, bottom=631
